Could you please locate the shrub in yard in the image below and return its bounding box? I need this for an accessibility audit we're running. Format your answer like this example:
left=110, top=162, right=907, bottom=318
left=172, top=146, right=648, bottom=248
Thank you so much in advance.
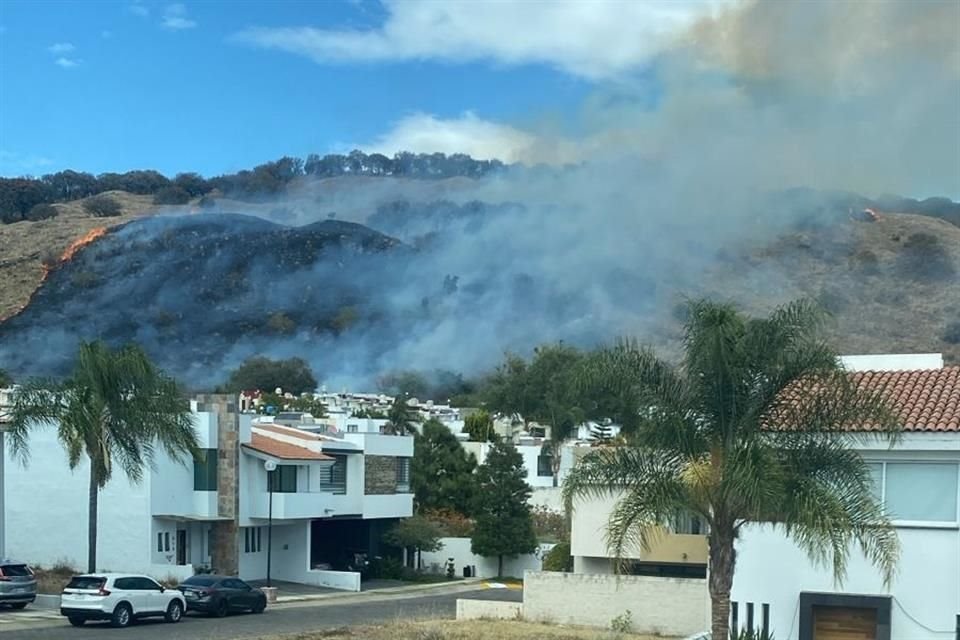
left=542, top=541, right=572, bottom=572
left=153, top=185, right=191, bottom=205
left=83, top=194, right=122, bottom=217
left=609, top=610, right=633, bottom=633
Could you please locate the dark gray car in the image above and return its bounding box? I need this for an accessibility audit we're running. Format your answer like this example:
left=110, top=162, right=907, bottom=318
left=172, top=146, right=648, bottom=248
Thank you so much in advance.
left=0, top=560, right=37, bottom=608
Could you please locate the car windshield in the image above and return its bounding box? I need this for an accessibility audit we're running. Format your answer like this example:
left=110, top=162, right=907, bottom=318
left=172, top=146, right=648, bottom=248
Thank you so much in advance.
left=182, top=575, right=218, bottom=586
left=0, top=565, right=31, bottom=577
left=66, top=576, right=105, bottom=590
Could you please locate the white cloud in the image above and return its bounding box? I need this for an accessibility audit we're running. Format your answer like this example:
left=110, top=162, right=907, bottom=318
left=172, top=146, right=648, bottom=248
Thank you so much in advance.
left=54, top=57, right=80, bottom=69
left=47, top=42, right=75, bottom=54
left=128, top=2, right=149, bottom=17
left=357, top=112, right=583, bottom=165
left=161, top=3, right=197, bottom=30
left=232, top=0, right=732, bottom=79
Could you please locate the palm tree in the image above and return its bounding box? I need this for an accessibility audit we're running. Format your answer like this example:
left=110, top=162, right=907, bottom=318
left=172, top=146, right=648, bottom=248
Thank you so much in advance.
left=563, top=299, right=900, bottom=640
left=386, top=395, right=419, bottom=435
left=6, top=341, right=199, bottom=572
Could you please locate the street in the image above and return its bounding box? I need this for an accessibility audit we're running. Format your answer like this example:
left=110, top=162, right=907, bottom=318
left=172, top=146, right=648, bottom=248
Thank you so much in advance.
left=0, top=588, right=522, bottom=639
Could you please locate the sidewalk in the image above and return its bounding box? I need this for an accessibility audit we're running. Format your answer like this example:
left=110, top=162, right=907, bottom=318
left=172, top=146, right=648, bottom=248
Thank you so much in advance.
left=275, top=577, right=489, bottom=603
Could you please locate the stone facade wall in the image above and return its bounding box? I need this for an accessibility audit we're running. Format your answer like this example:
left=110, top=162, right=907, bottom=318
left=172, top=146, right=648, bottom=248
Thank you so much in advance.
left=523, top=571, right=709, bottom=637
left=364, top=455, right=398, bottom=495
left=195, top=394, right=240, bottom=576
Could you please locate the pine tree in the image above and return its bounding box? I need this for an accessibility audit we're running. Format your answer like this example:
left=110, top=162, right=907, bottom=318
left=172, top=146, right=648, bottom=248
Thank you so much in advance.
left=471, top=439, right=537, bottom=577
left=412, top=419, right=477, bottom=515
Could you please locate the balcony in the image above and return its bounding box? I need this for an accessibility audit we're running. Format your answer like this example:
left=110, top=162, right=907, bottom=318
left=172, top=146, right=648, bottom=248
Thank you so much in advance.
left=249, top=490, right=361, bottom=520
left=633, top=529, right=708, bottom=565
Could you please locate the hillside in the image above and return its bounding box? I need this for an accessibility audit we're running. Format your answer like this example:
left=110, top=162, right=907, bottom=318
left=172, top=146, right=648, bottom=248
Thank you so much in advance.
left=0, top=181, right=957, bottom=387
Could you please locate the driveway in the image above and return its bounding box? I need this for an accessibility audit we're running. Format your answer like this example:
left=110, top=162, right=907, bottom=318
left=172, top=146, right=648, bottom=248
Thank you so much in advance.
left=0, top=587, right=522, bottom=639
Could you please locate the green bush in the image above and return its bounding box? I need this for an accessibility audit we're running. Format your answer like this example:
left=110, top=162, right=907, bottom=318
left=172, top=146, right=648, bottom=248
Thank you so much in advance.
left=943, top=321, right=960, bottom=345
left=897, top=232, right=956, bottom=282
left=542, top=541, right=572, bottom=572
left=609, top=610, right=633, bottom=633
left=82, top=194, right=122, bottom=217
left=27, top=202, right=59, bottom=221
left=153, top=186, right=191, bottom=205
left=368, top=556, right=404, bottom=580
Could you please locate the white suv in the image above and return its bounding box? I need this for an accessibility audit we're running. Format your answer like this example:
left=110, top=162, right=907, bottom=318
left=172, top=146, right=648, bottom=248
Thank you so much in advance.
left=60, top=574, right=186, bottom=628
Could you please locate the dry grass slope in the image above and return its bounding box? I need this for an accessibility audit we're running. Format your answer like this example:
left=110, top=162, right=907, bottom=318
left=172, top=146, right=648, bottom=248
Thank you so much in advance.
left=263, top=620, right=668, bottom=640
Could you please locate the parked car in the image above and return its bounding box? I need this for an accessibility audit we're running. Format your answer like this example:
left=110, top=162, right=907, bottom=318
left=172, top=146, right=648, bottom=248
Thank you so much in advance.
left=177, top=575, right=267, bottom=616
left=0, top=560, right=37, bottom=609
left=60, top=574, right=186, bottom=628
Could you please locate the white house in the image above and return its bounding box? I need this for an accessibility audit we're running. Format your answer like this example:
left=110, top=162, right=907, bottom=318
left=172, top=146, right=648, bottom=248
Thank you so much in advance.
left=569, top=354, right=960, bottom=640
left=1, top=394, right=413, bottom=590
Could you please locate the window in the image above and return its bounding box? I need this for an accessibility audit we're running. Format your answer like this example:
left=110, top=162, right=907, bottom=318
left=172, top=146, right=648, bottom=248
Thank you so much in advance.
left=164, top=532, right=170, bottom=552
left=244, top=527, right=262, bottom=553
left=884, top=463, right=958, bottom=523
left=396, top=458, right=411, bottom=492
left=347, top=424, right=359, bottom=433
left=193, top=449, right=218, bottom=491
left=157, top=532, right=163, bottom=552
left=317, top=456, right=347, bottom=494
left=537, top=455, right=553, bottom=477
left=268, top=465, right=298, bottom=493
left=114, top=577, right=137, bottom=590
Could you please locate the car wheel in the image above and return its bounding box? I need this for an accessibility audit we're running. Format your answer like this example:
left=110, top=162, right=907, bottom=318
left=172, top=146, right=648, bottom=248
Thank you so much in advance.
left=111, top=603, right=132, bottom=628
left=251, top=599, right=266, bottom=614
left=165, top=600, right=183, bottom=623
left=213, top=598, right=228, bottom=618
left=68, top=617, right=85, bottom=627
left=10, top=603, right=27, bottom=610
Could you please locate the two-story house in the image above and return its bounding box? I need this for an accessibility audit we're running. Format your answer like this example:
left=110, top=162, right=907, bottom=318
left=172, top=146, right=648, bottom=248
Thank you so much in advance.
left=2, top=394, right=413, bottom=591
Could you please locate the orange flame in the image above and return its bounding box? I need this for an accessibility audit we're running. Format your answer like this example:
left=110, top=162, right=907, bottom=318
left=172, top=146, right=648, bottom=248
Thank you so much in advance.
left=60, top=227, right=107, bottom=263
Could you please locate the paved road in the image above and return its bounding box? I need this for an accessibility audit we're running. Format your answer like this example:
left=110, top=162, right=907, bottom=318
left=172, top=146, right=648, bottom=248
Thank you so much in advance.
left=0, top=589, right=521, bottom=639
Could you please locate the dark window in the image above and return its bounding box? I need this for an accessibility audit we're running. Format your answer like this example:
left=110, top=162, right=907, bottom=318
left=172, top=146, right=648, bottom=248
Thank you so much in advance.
left=164, top=532, right=170, bottom=552
left=223, top=578, right=247, bottom=590
left=244, top=528, right=250, bottom=553
left=66, top=576, right=105, bottom=590
left=182, top=575, right=218, bottom=586
left=317, top=456, right=347, bottom=494
left=0, top=565, right=30, bottom=577
left=396, top=458, right=411, bottom=491
left=624, top=562, right=707, bottom=579
left=193, top=449, right=219, bottom=491
left=537, top=455, right=553, bottom=477
left=133, top=577, right=162, bottom=591
left=244, top=527, right=261, bottom=553
left=157, top=533, right=163, bottom=552
left=256, top=527, right=262, bottom=552
left=269, top=465, right=298, bottom=493
left=347, top=424, right=358, bottom=433
left=114, top=577, right=137, bottom=590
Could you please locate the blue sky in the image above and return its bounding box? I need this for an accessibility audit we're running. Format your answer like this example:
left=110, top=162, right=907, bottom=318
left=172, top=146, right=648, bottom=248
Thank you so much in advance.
left=0, top=0, right=600, bottom=177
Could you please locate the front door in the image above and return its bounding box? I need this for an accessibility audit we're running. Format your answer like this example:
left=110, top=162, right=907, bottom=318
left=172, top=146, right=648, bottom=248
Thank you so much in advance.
left=813, top=606, right=877, bottom=640
left=176, top=530, right=187, bottom=565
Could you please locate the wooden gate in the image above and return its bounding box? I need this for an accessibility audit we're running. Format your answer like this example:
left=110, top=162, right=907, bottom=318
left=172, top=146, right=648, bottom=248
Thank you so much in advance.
left=813, top=606, right=877, bottom=640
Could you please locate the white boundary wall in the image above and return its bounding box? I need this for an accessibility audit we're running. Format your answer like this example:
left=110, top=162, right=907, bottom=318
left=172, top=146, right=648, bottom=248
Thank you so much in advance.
left=523, top=571, right=709, bottom=637
left=419, top=537, right=548, bottom=579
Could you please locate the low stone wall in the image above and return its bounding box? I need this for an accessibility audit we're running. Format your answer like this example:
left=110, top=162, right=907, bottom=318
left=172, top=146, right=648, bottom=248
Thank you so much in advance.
left=456, top=599, right=522, bottom=621
left=523, top=571, right=709, bottom=637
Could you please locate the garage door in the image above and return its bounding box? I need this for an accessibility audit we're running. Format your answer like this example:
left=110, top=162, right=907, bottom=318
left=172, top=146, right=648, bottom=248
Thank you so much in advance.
left=813, top=605, right=877, bottom=640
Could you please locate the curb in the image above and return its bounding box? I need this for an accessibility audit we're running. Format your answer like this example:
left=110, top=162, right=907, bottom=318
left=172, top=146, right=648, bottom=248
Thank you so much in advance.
left=275, top=578, right=488, bottom=604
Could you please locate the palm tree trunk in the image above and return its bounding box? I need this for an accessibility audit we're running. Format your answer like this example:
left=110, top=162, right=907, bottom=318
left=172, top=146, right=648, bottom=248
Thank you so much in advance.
left=708, top=526, right=736, bottom=640
left=87, top=464, right=98, bottom=573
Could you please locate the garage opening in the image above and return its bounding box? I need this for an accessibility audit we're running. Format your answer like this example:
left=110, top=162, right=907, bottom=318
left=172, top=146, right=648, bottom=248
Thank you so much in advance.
left=799, top=593, right=891, bottom=640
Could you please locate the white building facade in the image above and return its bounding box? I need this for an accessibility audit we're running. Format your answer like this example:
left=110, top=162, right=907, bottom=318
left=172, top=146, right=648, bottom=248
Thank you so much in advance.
left=2, top=394, right=413, bottom=590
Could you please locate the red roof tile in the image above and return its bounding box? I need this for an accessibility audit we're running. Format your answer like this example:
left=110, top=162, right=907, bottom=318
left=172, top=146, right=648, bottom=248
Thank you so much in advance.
left=243, top=434, right=332, bottom=461
left=851, top=367, right=960, bottom=432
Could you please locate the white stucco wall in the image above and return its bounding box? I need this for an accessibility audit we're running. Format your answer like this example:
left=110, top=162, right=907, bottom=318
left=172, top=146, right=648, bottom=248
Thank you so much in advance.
left=418, top=536, right=548, bottom=578
left=238, top=521, right=358, bottom=590
left=4, top=425, right=153, bottom=573
left=732, top=524, right=960, bottom=640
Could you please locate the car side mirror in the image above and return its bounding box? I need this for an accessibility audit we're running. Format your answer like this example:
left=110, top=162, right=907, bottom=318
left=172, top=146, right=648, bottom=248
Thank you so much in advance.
left=159, top=586, right=165, bottom=593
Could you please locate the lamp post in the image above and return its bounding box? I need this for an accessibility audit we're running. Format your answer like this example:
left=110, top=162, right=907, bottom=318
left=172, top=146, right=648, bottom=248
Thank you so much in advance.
left=263, top=459, right=276, bottom=588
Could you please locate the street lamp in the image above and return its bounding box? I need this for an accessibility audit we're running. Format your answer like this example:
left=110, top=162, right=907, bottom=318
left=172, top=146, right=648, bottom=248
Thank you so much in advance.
left=263, top=459, right=276, bottom=588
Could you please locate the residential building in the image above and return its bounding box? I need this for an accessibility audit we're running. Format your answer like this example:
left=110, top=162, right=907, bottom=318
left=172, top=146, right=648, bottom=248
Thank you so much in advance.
left=2, top=394, right=413, bottom=590
left=569, top=354, right=960, bottom=639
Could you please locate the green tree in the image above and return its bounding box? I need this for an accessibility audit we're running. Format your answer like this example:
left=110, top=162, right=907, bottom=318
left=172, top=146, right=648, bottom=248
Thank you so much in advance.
left=386, top=397, right=419, bottom=435
left=485, top=344, right=585, bottom=485
left=82, top=194, right=122, bottom=217
left=472, top=439, right=537, bottom=577
left=6, top=341, right=199, bottom=572
left=462, top=409, right=496, bottom=442
left=377, top=370, right=429, bottom=399
left=412, top=419, right=477, bottom=515
left=223, top=356, right=317, bottom=395
left=287, top=395, right=328, bottom=418
left=382, top=515, right=444, bottom=570
left=563, top=299, right=900, bottom=640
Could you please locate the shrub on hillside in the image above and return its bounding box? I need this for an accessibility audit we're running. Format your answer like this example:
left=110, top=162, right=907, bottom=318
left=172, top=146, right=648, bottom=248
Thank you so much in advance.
left=26, top=203, right=59, bottom=221
left=82, top=194, right=122, bottom=217
left=943, top=321, right=960, bottom=345
left=153, top=186, right=191, bottom=205
left=896, top=232, right=956, bottom=282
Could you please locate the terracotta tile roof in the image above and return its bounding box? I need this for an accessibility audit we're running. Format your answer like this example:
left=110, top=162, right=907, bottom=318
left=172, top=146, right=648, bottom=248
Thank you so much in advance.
left=243, top=434, right=332, bottom=461
left=254, top=424, right=322, bottom=440
left=852, top=367, right=959, bottom=432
